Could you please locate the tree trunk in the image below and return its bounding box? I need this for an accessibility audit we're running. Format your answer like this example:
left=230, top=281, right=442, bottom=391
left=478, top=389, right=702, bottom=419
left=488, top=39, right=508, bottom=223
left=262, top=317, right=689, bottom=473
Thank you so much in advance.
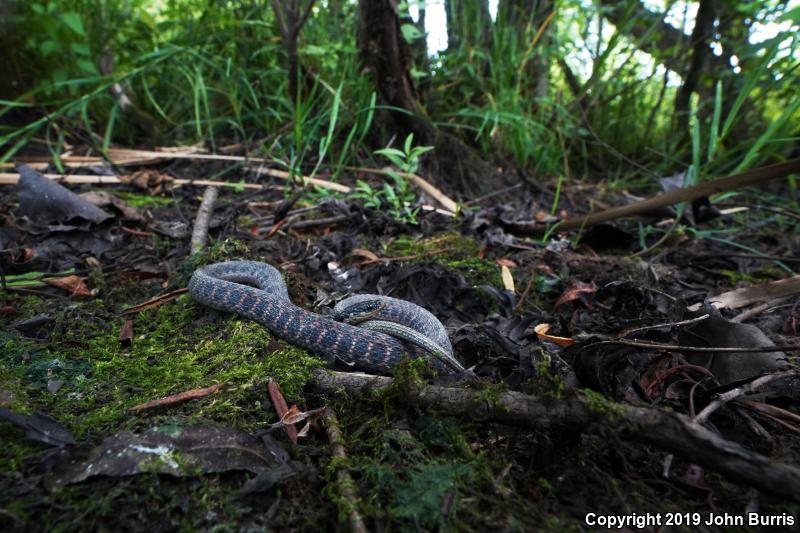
left=358, top=0, right=432, bottom=142
left=445, top=0, right=462, bottom=51
left=358, top=0, right=499, bottom=195
left=674, top=0, right=717, bottom=134
left=497, top=0, right=554, bottom=100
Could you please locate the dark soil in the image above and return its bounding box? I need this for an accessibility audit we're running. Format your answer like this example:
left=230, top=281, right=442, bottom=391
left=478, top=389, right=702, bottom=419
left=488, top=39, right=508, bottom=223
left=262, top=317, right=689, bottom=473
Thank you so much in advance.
left=1, top=159, right=799, bottom=532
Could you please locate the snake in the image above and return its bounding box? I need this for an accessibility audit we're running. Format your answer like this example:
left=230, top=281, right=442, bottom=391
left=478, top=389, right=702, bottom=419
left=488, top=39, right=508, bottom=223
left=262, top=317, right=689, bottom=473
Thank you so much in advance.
left=188, top=261, right=462, bottom=374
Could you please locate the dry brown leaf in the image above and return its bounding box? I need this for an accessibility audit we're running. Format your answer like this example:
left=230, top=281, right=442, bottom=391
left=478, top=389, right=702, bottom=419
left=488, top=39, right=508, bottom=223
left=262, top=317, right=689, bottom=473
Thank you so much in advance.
left=553, top=282, right=597, bottom=309
left=44, top=275, right=92, bottom=297
left=533, top=323, right=575, bottom=347
left=268, top=380, right=298, bottom=445
left=118, top=319, right=134, bottom=345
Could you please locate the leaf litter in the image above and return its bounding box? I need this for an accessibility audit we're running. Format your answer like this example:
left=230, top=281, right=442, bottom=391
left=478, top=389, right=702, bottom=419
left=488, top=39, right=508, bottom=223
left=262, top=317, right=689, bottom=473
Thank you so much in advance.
left=1, top=161, right=799, bottom=530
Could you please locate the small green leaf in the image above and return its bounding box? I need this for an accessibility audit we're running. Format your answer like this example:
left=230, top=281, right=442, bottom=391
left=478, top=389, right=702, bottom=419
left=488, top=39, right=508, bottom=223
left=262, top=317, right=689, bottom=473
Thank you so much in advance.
left=400, top=23, right=422, bottom=43
left=302, top=44, right=328, bottom=56
left=70, top=42, right=91, bottom=56
left=40, top=39, right=59, bottom=57
left=375, top=147, right=405, bottom=158
left=62, top=12, right=85, bottom=36
left=403, top=133, right=414, bottom=154
left=76, top=58, right=99, bottom=74
left=31, top=3, right=45, bottom=15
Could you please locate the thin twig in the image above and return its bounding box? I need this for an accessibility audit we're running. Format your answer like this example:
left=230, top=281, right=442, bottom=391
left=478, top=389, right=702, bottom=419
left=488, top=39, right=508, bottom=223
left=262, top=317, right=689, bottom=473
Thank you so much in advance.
left=190, top=186, right=219, bottom=255
left=694, top=370, right=798, bottom=423
left=731, top=303, right=772, bottom=323
left=324, top=410, right=368, bottom=533
left=620, top=314, right=710, bottom=338
left=592, top=339, right=798, bottom=353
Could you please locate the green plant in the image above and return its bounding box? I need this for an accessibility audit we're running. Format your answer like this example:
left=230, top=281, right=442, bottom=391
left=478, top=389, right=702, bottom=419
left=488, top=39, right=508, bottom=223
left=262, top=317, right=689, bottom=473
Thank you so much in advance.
left=369, top=133, right=434, bottom=224
left=19, top=3, right=99, bottom=95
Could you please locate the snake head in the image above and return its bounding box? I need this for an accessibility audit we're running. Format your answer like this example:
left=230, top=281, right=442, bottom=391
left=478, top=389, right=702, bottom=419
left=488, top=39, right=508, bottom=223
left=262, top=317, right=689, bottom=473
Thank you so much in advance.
left=329, top=300, right=385, bottom=324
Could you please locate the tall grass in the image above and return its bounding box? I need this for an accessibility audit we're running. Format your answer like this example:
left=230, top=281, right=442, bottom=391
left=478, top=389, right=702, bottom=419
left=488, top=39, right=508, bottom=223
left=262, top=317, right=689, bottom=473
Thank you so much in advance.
left=1, top=0, right=798, bottom=188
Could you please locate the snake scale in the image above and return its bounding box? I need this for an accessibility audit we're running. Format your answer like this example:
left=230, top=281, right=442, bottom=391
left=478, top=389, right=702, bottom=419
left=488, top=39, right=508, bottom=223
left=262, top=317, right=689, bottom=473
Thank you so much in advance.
left=189, top=261, right=459, bottom=374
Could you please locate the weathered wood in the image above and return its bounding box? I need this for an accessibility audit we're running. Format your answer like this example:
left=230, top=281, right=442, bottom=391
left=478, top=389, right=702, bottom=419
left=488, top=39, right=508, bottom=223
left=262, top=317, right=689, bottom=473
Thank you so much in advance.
left=312, top=369, right=800, bottom=502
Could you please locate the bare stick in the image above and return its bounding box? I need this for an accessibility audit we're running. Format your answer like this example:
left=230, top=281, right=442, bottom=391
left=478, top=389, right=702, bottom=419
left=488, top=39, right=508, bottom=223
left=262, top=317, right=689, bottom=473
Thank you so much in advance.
left=324, top=410, right=368, bottom=533
left=312, top=369, right=800, bottom=502
left=591, top=339, right=798, bottom=353
left=694, top=370, right=798, bottom=423
left=190, top=186, right=219, bottom=255
left=620, top=314, right=710, bottom=337
left=515, top=158, right=800, bottom=234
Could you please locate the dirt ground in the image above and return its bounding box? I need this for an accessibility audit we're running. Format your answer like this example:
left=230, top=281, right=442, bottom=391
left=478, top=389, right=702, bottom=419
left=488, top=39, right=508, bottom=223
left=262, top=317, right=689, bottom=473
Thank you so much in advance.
left=1, top=159, right=799, bottom=531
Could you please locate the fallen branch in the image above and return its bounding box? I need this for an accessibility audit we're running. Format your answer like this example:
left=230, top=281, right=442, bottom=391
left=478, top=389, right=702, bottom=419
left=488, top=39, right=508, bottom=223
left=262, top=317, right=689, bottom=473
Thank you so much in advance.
left=688, top=275, right=800, bottom=312
left=311, top=369, right=800, bottom=502
left=517, top=158, right=800, bottom=234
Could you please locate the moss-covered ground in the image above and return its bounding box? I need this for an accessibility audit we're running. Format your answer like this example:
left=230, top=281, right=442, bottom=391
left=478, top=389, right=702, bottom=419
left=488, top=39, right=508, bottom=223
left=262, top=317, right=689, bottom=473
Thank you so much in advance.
left=2, top=228, right=797, bottom=532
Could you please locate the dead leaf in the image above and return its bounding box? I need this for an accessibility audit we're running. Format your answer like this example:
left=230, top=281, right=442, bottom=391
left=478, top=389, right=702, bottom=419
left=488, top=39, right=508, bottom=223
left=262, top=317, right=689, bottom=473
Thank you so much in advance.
left=80, top=191, right=149, bottom=223
left=128, top=383, right=224, bottom=413
left=554, top=282, right=597, bottom=309
left=118, top=319, right=134, bottom=346
left=44, top=426, right=280, bottom=490
left=0, top=407, right=75, bottom=446
left=119, top=169, right=175, bottom=195
left=268, top=380, right=298, bottom=445
left=44, top=275, right=92, bottom=297
left=678, top=311, right=790, bottom=387
left=533, top=323, right=575, bottom=347
left=500, top=265, right=515, bottom=293
left=277, top=405, right=329, bottom=427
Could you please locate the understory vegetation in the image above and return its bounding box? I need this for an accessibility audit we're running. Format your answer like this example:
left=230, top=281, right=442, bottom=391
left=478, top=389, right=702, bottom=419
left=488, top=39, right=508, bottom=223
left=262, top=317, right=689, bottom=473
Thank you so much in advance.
left=2, top=0, right=800, bottom=531
left=2, top=1, right=798, bottom=189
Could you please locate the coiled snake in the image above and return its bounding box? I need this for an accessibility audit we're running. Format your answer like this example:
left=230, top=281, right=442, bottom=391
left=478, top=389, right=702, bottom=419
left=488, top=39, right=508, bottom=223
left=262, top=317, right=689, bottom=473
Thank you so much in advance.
left=189, top=261, right=463, bottom=374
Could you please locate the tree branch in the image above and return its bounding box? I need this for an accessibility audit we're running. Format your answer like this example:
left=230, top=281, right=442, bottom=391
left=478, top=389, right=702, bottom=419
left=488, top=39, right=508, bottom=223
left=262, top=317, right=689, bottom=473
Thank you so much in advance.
left=312, top=369, right=800, bottom=502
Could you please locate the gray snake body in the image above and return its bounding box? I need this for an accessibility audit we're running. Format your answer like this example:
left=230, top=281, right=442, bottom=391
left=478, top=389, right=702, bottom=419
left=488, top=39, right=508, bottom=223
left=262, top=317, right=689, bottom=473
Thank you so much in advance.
left=189, top=261, right=456, bottom=374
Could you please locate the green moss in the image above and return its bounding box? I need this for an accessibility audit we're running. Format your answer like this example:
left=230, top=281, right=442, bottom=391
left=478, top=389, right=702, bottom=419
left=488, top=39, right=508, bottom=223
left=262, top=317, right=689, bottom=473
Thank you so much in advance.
left=381, top=232, right=503, bottom=285
left=536, top=355, right=565, bottom=399
left=1, top=293, right=322, bottom=442
left=383, top=232, right=478, bottom=257
left=389, top=460, right=475, bottom=529
left=193, top=238, right=251, bottom=266
left=113, top=191, right=176, bottom=207
left=469, top=378, right=509, bottom=411
left=236, top=214, right=256, bottom=228
left=581, top=388, right=623, bottom=421
left=719, top=269, right=760, bottom=285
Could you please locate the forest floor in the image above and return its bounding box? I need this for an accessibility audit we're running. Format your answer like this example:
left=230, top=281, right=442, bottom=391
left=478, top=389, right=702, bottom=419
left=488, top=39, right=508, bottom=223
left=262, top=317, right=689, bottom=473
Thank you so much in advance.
left=1, top=154, right=799, bottom=532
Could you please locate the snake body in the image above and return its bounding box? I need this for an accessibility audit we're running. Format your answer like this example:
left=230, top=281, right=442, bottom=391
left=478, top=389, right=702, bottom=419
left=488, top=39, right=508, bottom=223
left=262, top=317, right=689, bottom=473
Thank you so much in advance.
left=189, top=261, right=457, bottom=374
